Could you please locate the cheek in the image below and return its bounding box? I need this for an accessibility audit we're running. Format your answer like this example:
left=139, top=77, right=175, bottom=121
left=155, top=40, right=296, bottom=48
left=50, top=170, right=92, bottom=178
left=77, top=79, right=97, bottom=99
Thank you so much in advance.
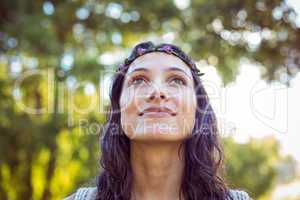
left=120, top=85, right=153, bottom=119
left=119, top=89, right=133, bottom=134
left=119, top=87, right=144, bottom=137
left=119, top=87, right=139, bottom=116
left=177, top=87, right=197, bottom=115
left=176, top=88, right=197, bottom=133
left=119, top=87, right=132, bottom=110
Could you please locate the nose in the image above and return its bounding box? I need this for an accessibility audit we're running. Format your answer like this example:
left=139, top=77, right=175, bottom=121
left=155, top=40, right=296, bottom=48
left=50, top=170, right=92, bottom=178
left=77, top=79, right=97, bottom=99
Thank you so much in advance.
left=146, top=84, right=168, bottom=102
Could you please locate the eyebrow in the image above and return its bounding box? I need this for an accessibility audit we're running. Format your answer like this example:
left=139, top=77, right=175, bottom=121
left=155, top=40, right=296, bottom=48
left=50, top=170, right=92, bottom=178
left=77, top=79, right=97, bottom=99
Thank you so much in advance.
left=128, top=67, right=191, bottom=77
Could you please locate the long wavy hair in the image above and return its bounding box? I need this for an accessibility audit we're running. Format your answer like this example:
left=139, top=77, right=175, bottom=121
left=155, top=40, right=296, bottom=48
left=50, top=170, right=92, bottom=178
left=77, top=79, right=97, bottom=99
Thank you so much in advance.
left=96, top=41, right=231, bottom=200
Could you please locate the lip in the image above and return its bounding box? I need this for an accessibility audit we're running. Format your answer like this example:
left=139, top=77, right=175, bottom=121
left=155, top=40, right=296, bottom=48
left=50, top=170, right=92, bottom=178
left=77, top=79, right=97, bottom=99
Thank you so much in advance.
left=143, top=112, right=172, bottom=118
left=139, top=106, right=176, bottom=118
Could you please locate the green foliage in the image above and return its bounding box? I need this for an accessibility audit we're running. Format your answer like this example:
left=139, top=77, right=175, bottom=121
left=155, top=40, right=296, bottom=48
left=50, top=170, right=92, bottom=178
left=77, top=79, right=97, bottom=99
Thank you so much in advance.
left=224, top=137, right=280, bottom=199
left=0, top=0, right=298, bottom=199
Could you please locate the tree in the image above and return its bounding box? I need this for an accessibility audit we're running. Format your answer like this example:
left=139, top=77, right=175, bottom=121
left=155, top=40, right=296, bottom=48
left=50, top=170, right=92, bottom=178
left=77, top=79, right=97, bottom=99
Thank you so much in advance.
left=0, top=0, right=298, bottom=199
left=223, top=136, right=281, bottom=199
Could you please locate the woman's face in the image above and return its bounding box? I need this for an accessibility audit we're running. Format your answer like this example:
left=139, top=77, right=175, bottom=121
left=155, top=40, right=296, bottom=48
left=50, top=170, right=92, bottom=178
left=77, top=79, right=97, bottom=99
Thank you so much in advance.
left=119, top=52, right=197, bottom=142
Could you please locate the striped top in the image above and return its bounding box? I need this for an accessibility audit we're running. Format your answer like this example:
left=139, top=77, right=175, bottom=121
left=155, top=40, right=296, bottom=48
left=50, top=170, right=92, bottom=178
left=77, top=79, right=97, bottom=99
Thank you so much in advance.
left=64, top=187, right=252, bottom=200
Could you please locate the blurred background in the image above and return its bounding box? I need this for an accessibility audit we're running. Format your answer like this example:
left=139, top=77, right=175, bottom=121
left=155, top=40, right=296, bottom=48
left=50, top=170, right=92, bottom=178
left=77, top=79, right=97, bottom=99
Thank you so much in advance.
left=0, top=0, right=300, bottom=199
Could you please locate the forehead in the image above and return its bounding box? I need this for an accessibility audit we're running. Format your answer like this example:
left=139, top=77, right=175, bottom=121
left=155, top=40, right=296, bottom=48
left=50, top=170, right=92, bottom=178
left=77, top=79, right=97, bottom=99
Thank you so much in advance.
left=126, top=52, right=193, bottom=77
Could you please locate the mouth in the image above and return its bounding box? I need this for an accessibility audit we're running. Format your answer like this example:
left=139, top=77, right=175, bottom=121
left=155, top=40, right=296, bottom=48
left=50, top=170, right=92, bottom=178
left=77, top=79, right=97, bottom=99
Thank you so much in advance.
left=138, top=107, right=177, bottom=118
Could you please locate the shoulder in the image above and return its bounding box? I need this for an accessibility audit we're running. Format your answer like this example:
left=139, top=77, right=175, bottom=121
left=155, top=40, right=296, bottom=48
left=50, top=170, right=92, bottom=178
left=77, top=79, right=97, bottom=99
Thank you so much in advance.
left=64, top=193, right=76, bottom=200
left=63, top=187, right=251, bottom=200
left=63, top=187, right=97, bottom=200
left=226, top=189, right=253, bottom=200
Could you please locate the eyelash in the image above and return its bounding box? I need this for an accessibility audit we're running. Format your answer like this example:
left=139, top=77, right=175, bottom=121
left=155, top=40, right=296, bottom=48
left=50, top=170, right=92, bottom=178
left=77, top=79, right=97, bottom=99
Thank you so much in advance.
left=130, top=75, right=147, bottom=85
left=129, top=75, right=187, bottom=86
left=169, top=75, right=187, bottom=85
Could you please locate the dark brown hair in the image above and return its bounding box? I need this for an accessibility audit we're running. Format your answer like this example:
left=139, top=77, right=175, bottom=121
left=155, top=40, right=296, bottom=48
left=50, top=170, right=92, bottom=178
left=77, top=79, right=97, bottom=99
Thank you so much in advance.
left=96, top=41, right=231, bottom=200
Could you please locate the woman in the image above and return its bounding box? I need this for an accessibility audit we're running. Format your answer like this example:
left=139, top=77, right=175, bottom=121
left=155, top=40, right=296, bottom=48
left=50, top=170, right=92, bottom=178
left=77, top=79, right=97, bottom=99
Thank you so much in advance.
left=65, top=41, right=252, bottom=200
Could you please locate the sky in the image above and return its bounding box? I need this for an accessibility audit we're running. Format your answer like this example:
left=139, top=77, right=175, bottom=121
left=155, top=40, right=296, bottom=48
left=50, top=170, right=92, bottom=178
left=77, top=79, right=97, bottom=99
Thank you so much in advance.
left=201, top=61, right=300, bottom=161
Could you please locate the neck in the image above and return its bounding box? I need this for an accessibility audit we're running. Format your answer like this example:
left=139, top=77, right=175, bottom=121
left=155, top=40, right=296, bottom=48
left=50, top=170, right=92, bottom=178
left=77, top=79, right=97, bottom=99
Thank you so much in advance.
left=130, top=140, right=185, bottom=200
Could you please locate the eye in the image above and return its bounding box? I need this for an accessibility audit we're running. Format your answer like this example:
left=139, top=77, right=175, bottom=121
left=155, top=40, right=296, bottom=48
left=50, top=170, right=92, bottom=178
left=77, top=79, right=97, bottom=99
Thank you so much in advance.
left=169, top=76, right=186, bottom=85
left=130, top=75, right=148, bottom=85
